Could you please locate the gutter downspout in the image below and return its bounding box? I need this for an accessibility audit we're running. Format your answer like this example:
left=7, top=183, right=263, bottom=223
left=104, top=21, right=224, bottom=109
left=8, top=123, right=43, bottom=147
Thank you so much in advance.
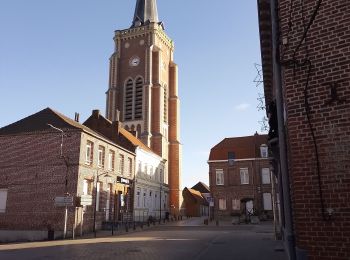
left=269, top=0, right=296, bottom=259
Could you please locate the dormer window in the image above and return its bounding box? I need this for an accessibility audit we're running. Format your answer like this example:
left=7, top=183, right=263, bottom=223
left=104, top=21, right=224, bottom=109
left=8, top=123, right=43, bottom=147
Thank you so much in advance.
left=260, top=144, right=268, bottom=158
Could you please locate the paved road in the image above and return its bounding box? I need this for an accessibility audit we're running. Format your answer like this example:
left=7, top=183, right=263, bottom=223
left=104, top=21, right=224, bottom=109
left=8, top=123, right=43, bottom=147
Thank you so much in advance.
left=0, top=221, right=286, bottom=260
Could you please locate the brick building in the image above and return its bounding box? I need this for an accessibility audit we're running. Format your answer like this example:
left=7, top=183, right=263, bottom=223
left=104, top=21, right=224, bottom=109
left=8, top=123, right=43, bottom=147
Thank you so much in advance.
left=208, top=134, right=276, bottom=221
left=257, top=0, right=350, bottom=259
left=0, top=108, right=135, bottom=242
left=182, top=182, right=210, bottom=217
left=83, top=110, right=169, bottom=222
left=105, top=0, right=182, bottom=215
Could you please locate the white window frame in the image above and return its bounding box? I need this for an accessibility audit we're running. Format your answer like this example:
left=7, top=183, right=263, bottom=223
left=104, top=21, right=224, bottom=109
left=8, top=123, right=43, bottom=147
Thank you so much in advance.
left=98, top=146, right=105, bottom=168
left=83, top=180, right=89, bottom=195
left=0, top=189, right=8, bottom=213
left=240, top=168, right=249, bottom=184
left=261, top=168, right=271, bottom=184
left=85, top=141, right=93, bottom=165
left=260, top=145, right=268, bottom=158
left=218, top=198, right=226, bottom=210
left=108, top=150, right=115, bottom=171
left=215, top=169, right=224, bottom=185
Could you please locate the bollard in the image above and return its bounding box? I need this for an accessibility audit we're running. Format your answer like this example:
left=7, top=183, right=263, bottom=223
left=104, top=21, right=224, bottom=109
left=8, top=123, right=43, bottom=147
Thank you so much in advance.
left=125, top=223, right=129, bottom=232
left=133, top=222, right=136, bottom=230
left=216, top=220, right=219, bottom=226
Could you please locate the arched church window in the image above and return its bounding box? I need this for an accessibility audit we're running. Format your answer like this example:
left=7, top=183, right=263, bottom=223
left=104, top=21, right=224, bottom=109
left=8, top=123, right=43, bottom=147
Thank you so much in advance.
left=134, top=77, right=144, bottom=120
left=124, top=79, right=134, bottom=121
left=124, top=125, right=130, bottom=131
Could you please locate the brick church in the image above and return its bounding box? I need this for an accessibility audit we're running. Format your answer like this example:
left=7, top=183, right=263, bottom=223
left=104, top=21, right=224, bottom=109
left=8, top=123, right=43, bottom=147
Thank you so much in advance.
left=105, top=0, right=182, bottom=215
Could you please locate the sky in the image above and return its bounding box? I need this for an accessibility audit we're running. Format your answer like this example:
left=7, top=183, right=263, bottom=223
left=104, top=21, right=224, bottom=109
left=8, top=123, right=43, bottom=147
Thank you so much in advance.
left=0, top=0, right=266, bottom=189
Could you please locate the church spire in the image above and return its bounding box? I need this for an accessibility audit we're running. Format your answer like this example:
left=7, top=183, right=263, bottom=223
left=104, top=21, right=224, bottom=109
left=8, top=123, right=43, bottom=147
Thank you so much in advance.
left=132, top=0, right=159, bottom=27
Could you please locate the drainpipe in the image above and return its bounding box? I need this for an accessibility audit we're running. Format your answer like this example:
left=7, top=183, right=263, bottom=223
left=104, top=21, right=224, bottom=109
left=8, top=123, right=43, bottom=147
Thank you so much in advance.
left=269, top=0, right=296, bottom=259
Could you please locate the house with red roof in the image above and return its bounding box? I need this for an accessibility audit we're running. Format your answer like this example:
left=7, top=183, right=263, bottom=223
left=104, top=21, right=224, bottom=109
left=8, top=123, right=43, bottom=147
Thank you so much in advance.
left=208, top=133, right=277, bottom=222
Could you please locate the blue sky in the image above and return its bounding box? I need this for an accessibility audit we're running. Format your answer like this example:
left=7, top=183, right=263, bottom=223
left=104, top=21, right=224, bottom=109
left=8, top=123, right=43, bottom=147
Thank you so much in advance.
left=0, top=0, right=265, bottom=189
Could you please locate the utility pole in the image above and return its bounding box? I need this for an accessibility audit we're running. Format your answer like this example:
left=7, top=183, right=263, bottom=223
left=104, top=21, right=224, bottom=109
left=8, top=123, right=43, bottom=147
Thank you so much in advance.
left=93, top=170, right=111, bottom=238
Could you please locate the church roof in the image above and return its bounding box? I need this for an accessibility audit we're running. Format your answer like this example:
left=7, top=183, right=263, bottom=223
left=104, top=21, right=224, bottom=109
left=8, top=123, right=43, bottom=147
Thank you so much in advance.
left=209, top=134, right=268, bottom=161
left=132, top=0, right=159, bottom=27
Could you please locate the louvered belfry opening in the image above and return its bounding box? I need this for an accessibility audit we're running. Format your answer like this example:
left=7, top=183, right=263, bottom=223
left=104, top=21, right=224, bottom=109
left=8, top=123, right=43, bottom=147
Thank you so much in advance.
left=134, top=77, right=143, bottom=120
left=124, top=79, right=134, bottom=121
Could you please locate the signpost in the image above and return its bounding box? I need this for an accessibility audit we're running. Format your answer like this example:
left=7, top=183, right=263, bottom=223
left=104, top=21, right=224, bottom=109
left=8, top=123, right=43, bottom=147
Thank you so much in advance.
left=80, top=195, right=93, bottom=206
left=54, top=195, right=73, bottom=238
left=54, top=196, right=73, bottom=207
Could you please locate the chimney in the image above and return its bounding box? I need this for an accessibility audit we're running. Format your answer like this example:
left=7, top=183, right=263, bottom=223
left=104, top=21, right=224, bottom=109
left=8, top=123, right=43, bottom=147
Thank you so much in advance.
left=74, top=112, right=80, bottom=122
left=112, top=109, right=121, bottom=140
left=92, top=109, right=100, bottom=119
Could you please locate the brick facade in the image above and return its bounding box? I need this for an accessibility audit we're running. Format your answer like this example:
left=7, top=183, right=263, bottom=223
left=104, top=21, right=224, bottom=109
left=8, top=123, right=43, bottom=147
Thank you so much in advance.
left=258, top=0, right=350, bottom=259
left=0, top=108, right=135, bottom=242
left=105, top=5, right=182, bottom=215
left=208, top=135, right=275, bottom=221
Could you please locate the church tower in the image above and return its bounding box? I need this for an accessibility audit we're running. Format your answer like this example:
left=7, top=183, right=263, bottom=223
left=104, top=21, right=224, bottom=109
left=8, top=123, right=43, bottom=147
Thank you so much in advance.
left=105, top=0, right=182, bottom=215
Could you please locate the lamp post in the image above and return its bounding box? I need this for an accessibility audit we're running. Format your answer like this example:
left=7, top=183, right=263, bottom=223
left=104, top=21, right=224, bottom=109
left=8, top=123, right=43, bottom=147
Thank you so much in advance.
left=93, top=170, right=112, bottom=238
left=159, top=182, right=162, bottom=224
left=47, top=123, right=69, bottom=239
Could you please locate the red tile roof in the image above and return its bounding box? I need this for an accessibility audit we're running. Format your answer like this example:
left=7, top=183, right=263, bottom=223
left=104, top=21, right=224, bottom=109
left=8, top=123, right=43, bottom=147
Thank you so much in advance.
left=209, top=134, right=268, bottom=161
left=119, top=127, right=154, bottom=153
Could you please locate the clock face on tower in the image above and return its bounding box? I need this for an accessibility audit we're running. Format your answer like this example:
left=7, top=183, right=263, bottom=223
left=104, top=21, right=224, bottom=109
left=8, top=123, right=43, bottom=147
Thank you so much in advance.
left=129, top=56, right=140, bottom=67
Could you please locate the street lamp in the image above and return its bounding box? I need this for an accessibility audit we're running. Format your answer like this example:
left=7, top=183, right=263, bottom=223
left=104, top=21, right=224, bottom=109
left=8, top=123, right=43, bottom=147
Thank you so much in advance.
left=47, top=123, right=69, bottom=239
left=159, top=183, right=162, bottom=224
left=47, top=124, right=64, bottom=157
left=93, top=170, right=112, bottom=238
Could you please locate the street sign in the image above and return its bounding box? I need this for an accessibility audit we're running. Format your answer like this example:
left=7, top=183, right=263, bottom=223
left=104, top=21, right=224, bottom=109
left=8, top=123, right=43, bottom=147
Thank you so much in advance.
left=54, top=196, right=73, bottom=207
left=80, top=195, right=93, bottom=206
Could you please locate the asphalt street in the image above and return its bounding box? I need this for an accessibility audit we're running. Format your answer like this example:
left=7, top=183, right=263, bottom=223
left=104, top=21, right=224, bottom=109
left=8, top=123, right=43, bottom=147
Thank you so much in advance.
left=0, top=221, right=287, bottom=260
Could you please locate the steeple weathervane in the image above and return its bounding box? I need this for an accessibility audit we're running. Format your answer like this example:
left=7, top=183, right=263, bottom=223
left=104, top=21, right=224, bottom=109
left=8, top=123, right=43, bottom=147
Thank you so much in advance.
left=132, top=0, right=159, bottom=27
